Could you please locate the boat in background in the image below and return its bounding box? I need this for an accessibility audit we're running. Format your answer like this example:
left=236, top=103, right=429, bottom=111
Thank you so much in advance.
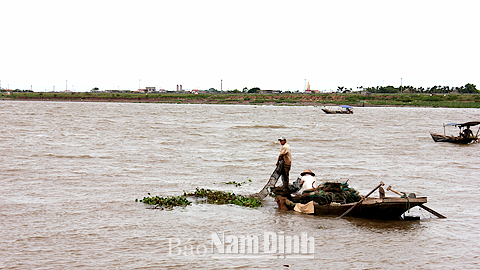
left=321, top=105, right=353, bottom=114
left=430, top=121, right=480, bottom=144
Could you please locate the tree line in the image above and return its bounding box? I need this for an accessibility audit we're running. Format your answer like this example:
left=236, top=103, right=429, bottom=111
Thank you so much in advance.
left=350, top=83, right=478, bottom=94
left=215, top=83, right=479, bottom=94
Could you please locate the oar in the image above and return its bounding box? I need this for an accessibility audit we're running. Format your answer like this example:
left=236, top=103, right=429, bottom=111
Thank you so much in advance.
left=339, top=181, right=384, bottom=219
left=386, top=186, right=446, bottom=219
left=419, top=205, right=447, bottom=219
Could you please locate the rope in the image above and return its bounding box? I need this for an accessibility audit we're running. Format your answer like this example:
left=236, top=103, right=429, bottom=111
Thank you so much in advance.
left=401, top=192, right=410, bottom=213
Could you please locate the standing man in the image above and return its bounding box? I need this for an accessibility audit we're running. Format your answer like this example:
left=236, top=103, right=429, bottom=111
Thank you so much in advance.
left=276, top=136, right=292, bottom=189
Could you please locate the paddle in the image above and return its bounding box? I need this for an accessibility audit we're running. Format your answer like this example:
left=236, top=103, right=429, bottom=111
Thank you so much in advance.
left=339, top=181, right=384, bottom=219
left=419, top=205, right=447, bottom=219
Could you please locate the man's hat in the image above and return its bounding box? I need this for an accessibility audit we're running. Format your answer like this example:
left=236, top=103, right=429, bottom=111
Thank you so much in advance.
left=278, top=136, right=286, bottom=141
left=300, top=169, right=315, bottom=176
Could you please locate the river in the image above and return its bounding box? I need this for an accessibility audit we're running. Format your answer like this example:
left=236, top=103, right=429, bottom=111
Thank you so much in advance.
left=1, top=101, right=479, bottom=269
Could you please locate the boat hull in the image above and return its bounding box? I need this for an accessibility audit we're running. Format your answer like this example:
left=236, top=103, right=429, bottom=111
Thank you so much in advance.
left=430, top=132, right=475, bottom=144
left=276, top=196, right=427, bottom=220
left=321, top=108, right=353, bottom=114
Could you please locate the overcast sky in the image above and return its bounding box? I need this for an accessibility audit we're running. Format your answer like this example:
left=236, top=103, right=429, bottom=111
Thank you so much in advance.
left=1, top=0, right=479, bottom=92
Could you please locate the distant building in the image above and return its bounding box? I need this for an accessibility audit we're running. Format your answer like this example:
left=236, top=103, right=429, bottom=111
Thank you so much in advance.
left=145, top=87, right=156, bottom=93
left=361, top=91, right=372, bottom=96
left=305, top=82, right=319, bottom=93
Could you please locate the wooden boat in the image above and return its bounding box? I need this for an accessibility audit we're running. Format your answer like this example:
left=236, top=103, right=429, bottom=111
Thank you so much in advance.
left=430, top=121, right=480, bottom=144
left=271, top=181, right=446, bottom=220
left=321, top=105, right=353, bottom=114
left=257, top=162, right=444, bottom=220
left=429, top=132, right=476, bottom=144
left=275, top=194, right=427, bottom=220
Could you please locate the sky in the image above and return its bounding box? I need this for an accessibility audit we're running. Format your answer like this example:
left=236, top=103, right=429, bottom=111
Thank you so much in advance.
left=1, top=0, right=479, bottom=92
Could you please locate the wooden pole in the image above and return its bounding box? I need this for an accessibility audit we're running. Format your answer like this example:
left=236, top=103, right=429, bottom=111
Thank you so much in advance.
left=419, top=205, right=446, bottom=219
left=386, top=185, right=404, bottom=196
left=339, top=181, right=384, bottom=219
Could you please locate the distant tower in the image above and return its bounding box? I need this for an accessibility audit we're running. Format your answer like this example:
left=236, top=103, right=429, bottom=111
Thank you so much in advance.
left=307, top=82, right=311, bottom=91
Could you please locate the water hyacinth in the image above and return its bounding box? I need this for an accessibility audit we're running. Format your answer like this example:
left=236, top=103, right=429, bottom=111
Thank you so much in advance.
left=220, top=179, right=252, bottom=187
left=136, top=188, right=263, bottom=209
left=186, top=188, right=262, bottom=208
left=221, top=179, right=252, bottom=187
left=137, top=194, right=192, bottom=209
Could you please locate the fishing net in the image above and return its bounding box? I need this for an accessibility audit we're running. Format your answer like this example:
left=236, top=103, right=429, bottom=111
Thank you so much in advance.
left=253, top=161, right=283, bottom=200
left=290, top=181, right=361, bottom=205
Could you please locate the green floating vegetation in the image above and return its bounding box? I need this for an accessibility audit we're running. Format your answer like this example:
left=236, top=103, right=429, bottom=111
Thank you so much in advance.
left=136, top=193, right=192, bottom=209
left=136, top=188, right=263, bottom=209
left=222, top=179, right=252, bottom=187
left=186, top=188, right=262, bottom=208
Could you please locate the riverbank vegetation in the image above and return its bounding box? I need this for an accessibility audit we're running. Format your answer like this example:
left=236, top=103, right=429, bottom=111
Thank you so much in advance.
left=359, top=83, right=478, bottom=94
left=2, top=90, right=480, bottom=108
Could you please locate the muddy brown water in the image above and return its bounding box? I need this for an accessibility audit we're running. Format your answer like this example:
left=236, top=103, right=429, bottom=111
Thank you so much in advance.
left=1, top=101, right=479, bottom=269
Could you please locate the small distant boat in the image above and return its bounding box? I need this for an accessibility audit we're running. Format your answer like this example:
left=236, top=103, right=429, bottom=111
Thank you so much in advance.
left=430, top=121, right=480, bottom=144
left=321, top=105, right=353, bottom=114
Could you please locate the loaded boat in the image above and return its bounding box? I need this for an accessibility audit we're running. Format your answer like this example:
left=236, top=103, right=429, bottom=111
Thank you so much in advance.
left=430, top=121, right=480, bottom=144
left=255, top=161, right=444, bottom=220
left=273, top=183, right=429, bottom=220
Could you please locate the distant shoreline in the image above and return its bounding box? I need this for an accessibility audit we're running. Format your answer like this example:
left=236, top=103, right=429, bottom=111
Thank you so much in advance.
left=2, top=92, right=480, bottom=108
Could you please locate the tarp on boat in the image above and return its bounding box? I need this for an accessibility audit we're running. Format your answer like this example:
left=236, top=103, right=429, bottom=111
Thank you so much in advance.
left=445, top=121, right=480, bottom=128
left=458, top=121, right=480, bottom=127
left=339, top=105, right=352, bottom=109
